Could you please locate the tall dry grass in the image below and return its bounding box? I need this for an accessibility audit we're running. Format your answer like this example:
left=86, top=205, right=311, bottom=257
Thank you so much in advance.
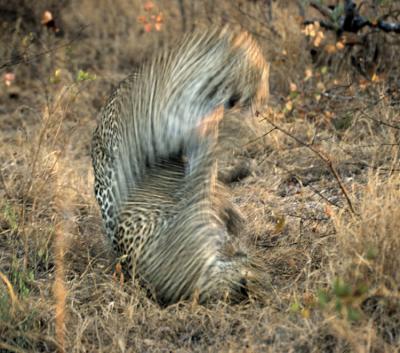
left=0, top=1, right=399, bottom=352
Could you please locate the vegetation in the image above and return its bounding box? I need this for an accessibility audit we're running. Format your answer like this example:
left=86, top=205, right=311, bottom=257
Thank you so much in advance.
left=0, top=1, right=399, bottom=352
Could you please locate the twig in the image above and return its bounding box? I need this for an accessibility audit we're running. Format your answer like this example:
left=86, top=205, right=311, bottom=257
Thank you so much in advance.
left=53, top=222, right=67, bottom=353
left=0, top=271, right=20, bottom=313
left=360, top=110, right=400, bottom=130
left=235, top=3, right=280, bottom=37
left=0, top=342, right=25, bottom=353
left=307, top=183, right=342, bottom=209
left=304, top=0, right=400, bottom=35
left=242, top=127, right=277, bottom=147
left=0, top=170, right=12, bottom=200
left=310, top=0, right=333, bottom=18
left=335, top=143, right=400, bottom=172
left=0, top=25, right=88, bottom=72
left=260, top=158, right=342, bottom=209
left=343, top=161, right=400, bottom=172
left=257, top=111, right=357, bottom=215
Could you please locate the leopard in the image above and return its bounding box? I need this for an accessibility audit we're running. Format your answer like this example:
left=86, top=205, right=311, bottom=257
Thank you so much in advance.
left=91, top=27, right=269, bottom=305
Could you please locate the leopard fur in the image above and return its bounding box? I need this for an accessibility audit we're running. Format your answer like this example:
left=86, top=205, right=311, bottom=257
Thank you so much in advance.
left=91, top=27, right=269, bottom=305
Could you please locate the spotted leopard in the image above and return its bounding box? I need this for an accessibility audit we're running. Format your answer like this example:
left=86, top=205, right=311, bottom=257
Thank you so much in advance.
left=91, top=27, right=269, bottom=304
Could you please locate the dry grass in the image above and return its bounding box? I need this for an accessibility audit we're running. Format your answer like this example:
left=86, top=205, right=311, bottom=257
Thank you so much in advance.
left=1, top=1, right=399, bottom=352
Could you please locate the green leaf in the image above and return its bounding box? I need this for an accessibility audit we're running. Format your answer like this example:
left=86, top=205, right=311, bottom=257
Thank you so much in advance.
left=333, top=278, right=351, bottom=298
left=347, top=307, right=361, bottom=322
left=317, top=290, right=330, bottom=307
left=77, top=70, right=96, bottom=82
left=290, top=301, right=301, bottom=313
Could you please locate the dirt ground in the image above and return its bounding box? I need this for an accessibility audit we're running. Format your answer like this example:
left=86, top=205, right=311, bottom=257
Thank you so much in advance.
left=0, top=1, right=399, bottom=352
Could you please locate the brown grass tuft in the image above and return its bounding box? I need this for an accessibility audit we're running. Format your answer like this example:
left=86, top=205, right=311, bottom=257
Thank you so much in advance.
left=53, top=225, right=67, bottom=353
left=0, top=271, right=20, bottom=313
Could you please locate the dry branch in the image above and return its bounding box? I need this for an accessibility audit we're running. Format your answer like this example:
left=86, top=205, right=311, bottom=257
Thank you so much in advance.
left=0, top=25, right=87, bottom=72
left=304, top=0, right=400, bottom=35
left=256, top=111, right=357, bottom=215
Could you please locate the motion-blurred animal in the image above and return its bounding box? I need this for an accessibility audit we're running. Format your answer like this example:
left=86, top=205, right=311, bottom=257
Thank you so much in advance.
left=91, top=27, right=269, bottom=304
